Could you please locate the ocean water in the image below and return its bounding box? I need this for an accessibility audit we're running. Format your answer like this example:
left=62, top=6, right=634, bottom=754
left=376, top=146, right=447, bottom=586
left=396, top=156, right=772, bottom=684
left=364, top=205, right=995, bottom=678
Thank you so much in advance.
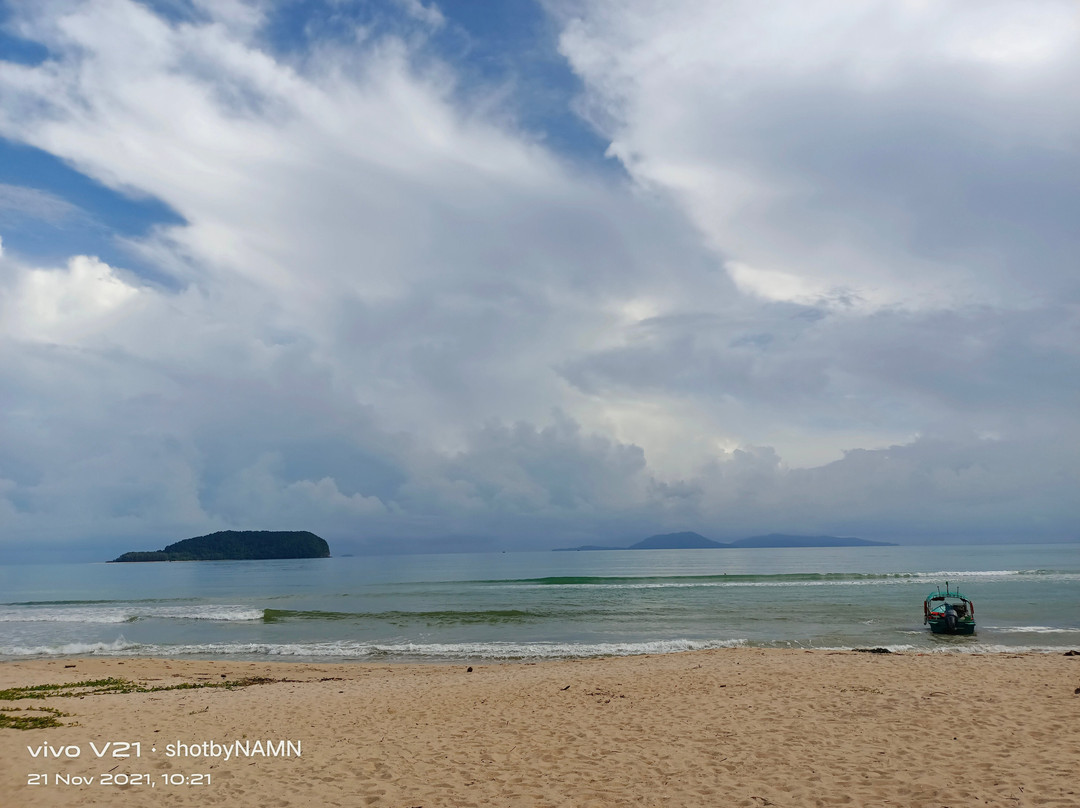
left=1, top=544, right=1077, bottom=662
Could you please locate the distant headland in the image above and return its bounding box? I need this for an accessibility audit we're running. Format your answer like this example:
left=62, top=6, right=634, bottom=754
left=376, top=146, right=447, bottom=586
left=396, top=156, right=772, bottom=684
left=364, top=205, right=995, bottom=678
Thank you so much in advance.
left=554, top=531, right=895, bottom=551
left=110, top=530, right=331, bottom=562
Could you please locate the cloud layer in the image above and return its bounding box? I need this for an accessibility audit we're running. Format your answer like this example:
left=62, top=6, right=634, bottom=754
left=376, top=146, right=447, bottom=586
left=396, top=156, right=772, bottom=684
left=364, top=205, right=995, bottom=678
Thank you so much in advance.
left=1, top=0, right=1077, bottom=556
left=557, top=0, right=1080, bottom=308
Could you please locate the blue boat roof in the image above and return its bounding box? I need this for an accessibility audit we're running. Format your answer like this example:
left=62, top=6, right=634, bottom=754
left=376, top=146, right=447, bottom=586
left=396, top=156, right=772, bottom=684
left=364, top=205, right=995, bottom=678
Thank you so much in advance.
left=925, top=588, right=972, bottom=601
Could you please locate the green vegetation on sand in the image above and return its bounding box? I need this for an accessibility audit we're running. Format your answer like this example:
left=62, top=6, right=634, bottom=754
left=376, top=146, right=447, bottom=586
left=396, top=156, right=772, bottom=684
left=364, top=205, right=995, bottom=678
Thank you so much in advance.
left=0, top=676, right=280, bottom=729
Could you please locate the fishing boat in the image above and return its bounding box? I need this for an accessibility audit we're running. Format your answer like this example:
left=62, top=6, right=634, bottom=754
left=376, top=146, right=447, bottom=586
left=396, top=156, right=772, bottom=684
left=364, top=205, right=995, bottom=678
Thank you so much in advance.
left=924, top=582, right=975, bottom=635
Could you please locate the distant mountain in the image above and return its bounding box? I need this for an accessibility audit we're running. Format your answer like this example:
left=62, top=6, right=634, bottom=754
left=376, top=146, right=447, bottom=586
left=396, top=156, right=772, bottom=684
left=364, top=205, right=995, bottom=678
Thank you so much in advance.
left=627, top=532, right=729, bottom=550
left=554, top=531, right=895, bottom=551
left=730, top=534, right=895, bottom=548
left=110, top=530, right=331, bottom=562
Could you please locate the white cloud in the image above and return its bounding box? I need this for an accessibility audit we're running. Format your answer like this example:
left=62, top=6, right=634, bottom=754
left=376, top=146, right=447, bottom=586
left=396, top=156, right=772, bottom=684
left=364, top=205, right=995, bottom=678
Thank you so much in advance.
left=1, top=255, right=141, bottom=344
left=726, top=261, right=832, bottom=306
left=392, top=0, right=445, bottom=30
left=0, top=184, right=85, bottom=226
left=557, top=0, right=1080, bottom=309
left=0, top=1, right=1077, bottom=552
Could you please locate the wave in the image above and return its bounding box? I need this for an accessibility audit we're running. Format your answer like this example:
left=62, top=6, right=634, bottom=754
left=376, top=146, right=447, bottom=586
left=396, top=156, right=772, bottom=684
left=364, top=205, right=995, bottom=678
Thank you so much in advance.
left=0, top=638, right=747, bottom=660
left=919, top=569, right=1067, bottom=578
left=918, top=643, right=1080, bottom=654
left=3, top=598, right=197, bottom=606
left=263, top=608, right=551, bottom=625
left=260, top=608, right=638, bottom=625
left=0, top=605, right=264, bottom=623
left=1, top=637, right=140, bottom=656
left=479, top=573, right=892, bottom=586
left=983, top=626, right=1080, bottom=634
left=808, top=644, right=919, bottom=653
left=807, top=643, right=1078, bottom=654
left=467, top=569, right=1077, bottom=589
left=4, top=636, right=1075, bottom=660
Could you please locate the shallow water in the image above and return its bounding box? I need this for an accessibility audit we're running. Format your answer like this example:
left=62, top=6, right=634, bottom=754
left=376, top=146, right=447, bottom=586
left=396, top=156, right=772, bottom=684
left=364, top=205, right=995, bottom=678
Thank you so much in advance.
left=2, top=543, right=1077, bottom=661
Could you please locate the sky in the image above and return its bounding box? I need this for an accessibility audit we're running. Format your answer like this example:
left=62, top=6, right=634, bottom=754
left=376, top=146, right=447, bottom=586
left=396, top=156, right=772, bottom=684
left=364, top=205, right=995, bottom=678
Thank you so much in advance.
left=1, top=0, right=1078, bottom=561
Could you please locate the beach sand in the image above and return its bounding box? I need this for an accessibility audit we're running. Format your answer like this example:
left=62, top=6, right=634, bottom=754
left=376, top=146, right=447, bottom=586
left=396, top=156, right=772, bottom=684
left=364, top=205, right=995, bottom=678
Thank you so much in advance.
left=2, top=649, right=1078, bottom=807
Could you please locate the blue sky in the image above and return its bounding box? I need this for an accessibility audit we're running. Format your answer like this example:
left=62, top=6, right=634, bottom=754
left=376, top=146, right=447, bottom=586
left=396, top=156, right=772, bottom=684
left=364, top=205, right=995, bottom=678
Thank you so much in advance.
left=1, top=0, right=1078, bottom=560
left=0, top=0, right=605, bottom=274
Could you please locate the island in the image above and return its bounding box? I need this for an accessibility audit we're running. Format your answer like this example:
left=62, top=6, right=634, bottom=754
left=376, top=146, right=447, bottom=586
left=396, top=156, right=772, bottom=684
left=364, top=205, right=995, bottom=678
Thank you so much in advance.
left=110, top=530, right=331, bottom=562
left=730, top=533, right=895, bottom=548
left=628, top=531, right=726, bottom=550
left=555, top=531, right=895, bottom=551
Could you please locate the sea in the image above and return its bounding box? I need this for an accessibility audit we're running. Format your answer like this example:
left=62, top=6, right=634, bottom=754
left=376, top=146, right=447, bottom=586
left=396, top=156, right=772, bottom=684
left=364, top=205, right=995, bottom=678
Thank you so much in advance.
left=1, top=544, right=1077, bottom=663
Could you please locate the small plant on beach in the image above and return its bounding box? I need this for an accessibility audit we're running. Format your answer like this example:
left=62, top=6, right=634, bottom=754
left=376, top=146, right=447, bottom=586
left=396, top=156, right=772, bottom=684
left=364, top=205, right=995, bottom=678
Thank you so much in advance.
left=1, top=678, right=136, bottom=700
left=0, top=706, right=70, bottom=730
left=1, top=676, right=279, bottom=703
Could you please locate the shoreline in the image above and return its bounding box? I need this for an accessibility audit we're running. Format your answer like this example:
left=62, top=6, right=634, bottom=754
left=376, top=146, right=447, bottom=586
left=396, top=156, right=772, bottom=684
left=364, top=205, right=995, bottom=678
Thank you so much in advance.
left=4, top=638, right=1080, bottom=664
left=4, top=648, right=1079, bottom=807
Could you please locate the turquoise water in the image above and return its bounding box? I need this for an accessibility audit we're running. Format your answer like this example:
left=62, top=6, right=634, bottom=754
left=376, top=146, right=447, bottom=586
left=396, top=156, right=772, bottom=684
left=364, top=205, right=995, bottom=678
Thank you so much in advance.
left=1, top=544, right=1077, bottom=661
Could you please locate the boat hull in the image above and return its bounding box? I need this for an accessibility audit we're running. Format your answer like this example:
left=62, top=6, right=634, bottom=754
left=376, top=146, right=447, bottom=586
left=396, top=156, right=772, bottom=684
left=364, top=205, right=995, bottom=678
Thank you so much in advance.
left=927, top=619, right=976, bottom=635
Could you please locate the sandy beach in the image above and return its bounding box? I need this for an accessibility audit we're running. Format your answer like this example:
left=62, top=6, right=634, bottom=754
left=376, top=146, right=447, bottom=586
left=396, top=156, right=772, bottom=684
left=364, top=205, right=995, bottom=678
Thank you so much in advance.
left=2, top=649, right=1078, bottom=807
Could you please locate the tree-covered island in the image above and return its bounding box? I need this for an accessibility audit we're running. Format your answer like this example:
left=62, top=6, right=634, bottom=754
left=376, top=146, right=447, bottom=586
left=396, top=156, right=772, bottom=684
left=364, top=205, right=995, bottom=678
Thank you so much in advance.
left=110, top=530, right=330, bottom=562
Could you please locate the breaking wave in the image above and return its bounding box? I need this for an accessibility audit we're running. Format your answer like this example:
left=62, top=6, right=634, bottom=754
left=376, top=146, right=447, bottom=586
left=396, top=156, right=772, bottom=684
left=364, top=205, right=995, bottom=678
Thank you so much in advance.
left=0, top=638, right=746, bottom=661
left=983, top=626, right=1080, bottom=634
left=468, top=569, right=1078, bottom=589
left=0, top=605, right=265, bottom=623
